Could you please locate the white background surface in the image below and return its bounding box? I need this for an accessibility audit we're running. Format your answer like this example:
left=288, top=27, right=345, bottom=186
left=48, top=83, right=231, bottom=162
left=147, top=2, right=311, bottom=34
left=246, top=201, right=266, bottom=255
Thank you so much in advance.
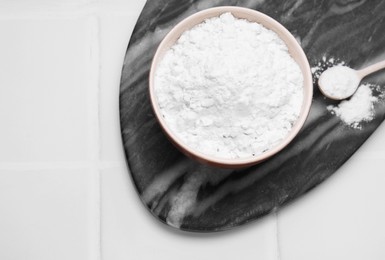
left=0, top=1, right=384, bottom=259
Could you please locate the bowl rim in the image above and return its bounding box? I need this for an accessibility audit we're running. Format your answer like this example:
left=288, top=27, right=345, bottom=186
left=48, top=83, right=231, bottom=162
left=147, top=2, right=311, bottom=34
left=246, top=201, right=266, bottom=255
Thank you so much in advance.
left=149, top=6, right=313, bottom=168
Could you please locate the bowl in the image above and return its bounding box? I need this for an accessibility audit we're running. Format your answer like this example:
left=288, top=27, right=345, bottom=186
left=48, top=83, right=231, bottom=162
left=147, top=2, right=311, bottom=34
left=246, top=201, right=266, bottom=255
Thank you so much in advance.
left=149, top=6, right=313, bottom=168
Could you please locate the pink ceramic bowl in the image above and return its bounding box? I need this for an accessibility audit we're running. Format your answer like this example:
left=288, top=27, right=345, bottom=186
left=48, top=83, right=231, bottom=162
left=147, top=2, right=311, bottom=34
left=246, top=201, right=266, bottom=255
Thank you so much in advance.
left=149, top=6, right=313, bottom=168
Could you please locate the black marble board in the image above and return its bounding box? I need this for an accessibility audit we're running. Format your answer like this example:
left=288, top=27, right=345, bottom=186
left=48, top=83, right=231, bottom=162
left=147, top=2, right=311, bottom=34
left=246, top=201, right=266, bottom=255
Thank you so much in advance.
left=119, top=0, right=385, bottom=232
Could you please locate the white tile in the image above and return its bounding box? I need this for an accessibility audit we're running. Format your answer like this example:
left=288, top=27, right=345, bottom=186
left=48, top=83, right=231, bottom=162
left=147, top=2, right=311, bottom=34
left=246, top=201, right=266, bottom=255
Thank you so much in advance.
left=0, top=19, right=90, bottom=162
left=101, top=165, right=279, bottom=260
left=0, top=169, right=91, bottom=260
left=99, top=10, right=144, bottom=162
left=277, top=123, right=385, bottom=260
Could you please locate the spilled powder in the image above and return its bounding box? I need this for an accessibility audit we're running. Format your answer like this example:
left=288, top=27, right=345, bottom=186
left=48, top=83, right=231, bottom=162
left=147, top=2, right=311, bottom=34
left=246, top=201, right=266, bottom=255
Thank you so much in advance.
left=311, top=56, right=346, bottom=82
left=327, top=84, right=377, bottom=129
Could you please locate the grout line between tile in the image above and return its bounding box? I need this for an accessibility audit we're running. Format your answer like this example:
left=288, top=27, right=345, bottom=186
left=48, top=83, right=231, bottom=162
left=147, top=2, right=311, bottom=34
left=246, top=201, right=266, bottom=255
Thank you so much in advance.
left=275, top=212, right=282, bottom=260
left=87, top=165, right=101, bottom=260
left=86, top=16, right=100, bottom=163
left=85, top=14, right=101, bottom=260
left=95, top=13, right=103, bottom=260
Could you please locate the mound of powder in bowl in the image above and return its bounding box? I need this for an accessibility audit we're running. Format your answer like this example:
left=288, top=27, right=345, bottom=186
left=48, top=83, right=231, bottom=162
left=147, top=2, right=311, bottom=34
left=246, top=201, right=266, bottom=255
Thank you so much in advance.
left=154, top=12, right=304, bottom=159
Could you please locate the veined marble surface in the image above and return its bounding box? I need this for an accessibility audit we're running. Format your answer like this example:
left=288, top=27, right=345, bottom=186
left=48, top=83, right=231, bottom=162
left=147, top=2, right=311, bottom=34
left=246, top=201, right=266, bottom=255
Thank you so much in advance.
left=120, top=0, right=385, bottom=232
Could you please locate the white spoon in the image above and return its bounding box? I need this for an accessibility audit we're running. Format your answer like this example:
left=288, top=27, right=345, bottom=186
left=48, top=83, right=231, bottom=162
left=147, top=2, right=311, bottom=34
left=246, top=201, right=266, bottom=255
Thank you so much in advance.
left=318, top=60, right=385, bottom=100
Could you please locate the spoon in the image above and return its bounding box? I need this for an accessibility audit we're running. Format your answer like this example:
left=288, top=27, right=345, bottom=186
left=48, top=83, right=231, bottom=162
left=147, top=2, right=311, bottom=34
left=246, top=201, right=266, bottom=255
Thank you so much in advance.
left=318, top=60, right=385, bottom=100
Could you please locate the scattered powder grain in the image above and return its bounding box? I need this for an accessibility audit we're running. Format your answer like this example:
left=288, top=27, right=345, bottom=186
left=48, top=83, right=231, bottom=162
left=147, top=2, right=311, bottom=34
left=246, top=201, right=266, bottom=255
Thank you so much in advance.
left=154, top=13, right=304, bottom=159
left=311, top=56, right=346, bottom=83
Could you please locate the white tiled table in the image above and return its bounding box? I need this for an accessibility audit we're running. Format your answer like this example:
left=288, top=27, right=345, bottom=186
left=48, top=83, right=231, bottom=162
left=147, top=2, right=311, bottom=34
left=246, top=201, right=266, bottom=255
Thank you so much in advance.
left=0, top=1, right=384, bottom=259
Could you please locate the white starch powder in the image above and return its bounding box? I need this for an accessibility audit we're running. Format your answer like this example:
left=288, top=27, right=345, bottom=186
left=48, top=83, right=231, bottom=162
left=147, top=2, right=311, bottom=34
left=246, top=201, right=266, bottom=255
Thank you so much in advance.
left=154, top=13, right=304, bottom=159
left=318, top=65, right=360, bottom=99
left=327, top=84, right=377, bottom=129
left=312, top=58, right=380, bottom=129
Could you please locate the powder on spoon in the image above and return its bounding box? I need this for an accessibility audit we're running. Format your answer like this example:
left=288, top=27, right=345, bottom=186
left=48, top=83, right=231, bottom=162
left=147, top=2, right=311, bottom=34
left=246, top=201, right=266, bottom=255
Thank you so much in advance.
left=318, top=65, right=360, bottom=99
left=154, top=13, right=304, bottom=159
